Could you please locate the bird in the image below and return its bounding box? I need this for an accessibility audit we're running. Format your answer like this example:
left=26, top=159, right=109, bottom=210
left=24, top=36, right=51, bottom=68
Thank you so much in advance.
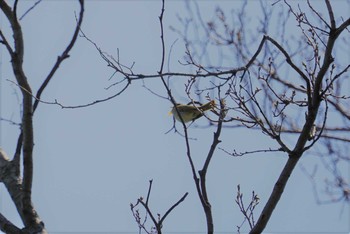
left=169, top=100, right=216, bottom=123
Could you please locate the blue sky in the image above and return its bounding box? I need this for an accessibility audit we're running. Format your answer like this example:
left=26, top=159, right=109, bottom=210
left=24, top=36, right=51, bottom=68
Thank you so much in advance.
left=0, top=0, right=349, bottom=233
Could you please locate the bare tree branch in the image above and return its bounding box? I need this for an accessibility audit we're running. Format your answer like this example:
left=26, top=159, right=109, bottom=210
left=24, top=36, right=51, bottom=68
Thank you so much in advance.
left=236, top=185, right=260, bottom=232
left=130, top=180, right=188, bottom=234
left=0, top=0, right=84, bottom=232
left=19, top=0, right=42, bottom=21
left=251, top=1, right=350, bottom=232
left=33, top=0, right=84, bottom=113
left=0, top=212, right=21, bottom=234
left=0, top=0, right=38, bottom=228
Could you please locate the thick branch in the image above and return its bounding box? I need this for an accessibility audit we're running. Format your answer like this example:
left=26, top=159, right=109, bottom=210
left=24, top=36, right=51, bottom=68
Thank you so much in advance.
left=250, top=157, right=299, bottom=233
left=0, top=149, right=26, bottom=232
left=0, top=0, right=84, bottom=232
left=293, top=5, right=345, bottom=156
left=0, top=0, right=38, bottom=228
left=251, top=2, right=349, bottom=233
left=0, top=212, right=21, bottom=234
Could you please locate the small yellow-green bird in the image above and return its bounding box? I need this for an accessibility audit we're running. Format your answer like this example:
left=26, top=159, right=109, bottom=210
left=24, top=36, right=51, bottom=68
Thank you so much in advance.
left=169, top=100, right=215, bottom=123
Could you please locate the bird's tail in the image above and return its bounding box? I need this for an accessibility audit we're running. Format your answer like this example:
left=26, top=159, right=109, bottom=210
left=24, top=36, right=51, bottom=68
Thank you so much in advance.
left=199, top=100, right=216, bottom=111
